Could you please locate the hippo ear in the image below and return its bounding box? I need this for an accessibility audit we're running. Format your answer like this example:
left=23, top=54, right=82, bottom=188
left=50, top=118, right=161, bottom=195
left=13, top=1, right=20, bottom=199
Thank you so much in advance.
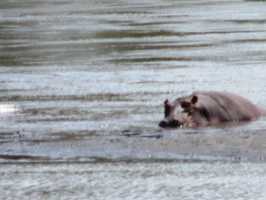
left=191, top=95, right=198, bottom=104
left=164, top=99, right=171, bottom=117
left=164, top=99, right=169, bottom=105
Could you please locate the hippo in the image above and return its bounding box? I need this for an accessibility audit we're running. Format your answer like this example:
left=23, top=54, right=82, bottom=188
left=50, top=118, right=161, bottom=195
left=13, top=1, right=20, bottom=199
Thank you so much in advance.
left=159, top=91, right=266, bottom=128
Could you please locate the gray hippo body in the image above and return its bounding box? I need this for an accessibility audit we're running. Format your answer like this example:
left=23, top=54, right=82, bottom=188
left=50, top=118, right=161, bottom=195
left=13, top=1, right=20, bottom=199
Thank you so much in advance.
left=159, top=91, right=266, bottom=128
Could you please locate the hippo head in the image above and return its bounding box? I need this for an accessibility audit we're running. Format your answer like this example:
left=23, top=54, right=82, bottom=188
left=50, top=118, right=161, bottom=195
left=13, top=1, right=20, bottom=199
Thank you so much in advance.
left=158, top=95, right=198, bottom=128
left=158, top=99, right=182, bottom=128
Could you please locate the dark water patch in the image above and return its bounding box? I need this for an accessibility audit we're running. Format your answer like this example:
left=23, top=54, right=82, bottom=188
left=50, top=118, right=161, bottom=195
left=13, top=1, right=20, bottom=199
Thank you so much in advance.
left=0, top=56, right=20, bottom=66
left=86, top=156, right=230, bottom=164
left=110, top=54, right=266, bottom=64
left=50, top=130, right=97, bottom=139
left=0, top=93, right=132, bottom=102
left=22, top=107, right=91, bottom=118
left=0, top=89, right=33, bottom=93
left=226, top=38, right=266, bottom=44
left=128, top=21, right=187, bottom=26
left=16, top=117, right=90, bottom=123
left=224, top=19, right=266, bottom=24
left=89, top=110, right=128, bottom=121
left=0, top=1, right=43, bottom=9
left=17, top=110, right=129, bottom=123
left=95, top=43, right=213, bottom=52
left=0, top=91, right=171, bottom=102
left=0, top=152, right=265, bottom=165
left=0, top=53, right=46, bottom=67
left=121, top=129, right=141, bottom=137
left=246, top=0, right=266, bottom=1
left=95, top=30, right=265, bottom=39
left=0, top=154, right=49, bottom=161
left=121, top=127, right=163, bottom=138
left=0, top=155, right=240, bottom=164
left=26, top=130, right=99, bottom=143
left=140, top=134, right=163, bottom=139
left=0, top=21, right=37, bottom=30
left=95, top=30, right=180, bottom=39
left=92, top=10, right=152, bottom=15
left=3, top=130, right=99, bottom=144
left=110, top=56, right=197, bottom=63
left=130, top=80, right=184, bottom=85
left=121, top=127, right=145, bottom=137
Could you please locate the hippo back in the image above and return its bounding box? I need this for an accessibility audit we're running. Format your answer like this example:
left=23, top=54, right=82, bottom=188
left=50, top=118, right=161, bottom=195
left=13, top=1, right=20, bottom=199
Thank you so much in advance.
left=193, top=91, right=263, bottom=122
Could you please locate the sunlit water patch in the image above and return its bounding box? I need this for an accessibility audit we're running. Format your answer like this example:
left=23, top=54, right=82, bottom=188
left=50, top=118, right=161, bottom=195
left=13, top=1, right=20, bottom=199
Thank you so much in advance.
left=0, top=103, right=17, bottom=114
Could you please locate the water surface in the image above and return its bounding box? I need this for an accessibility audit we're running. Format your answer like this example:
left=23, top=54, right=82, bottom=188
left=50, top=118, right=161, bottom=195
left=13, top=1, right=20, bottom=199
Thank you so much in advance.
left=1, top=0, right=266, bottom=198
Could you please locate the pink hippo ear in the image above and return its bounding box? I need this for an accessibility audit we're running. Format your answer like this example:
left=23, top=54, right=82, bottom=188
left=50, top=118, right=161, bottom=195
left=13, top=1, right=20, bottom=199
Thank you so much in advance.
left=191, top=95, right=198, bottom=104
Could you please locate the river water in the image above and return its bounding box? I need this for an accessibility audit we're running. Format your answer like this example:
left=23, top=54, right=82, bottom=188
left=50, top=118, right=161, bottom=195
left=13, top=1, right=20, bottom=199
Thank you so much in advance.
left=1, top=0, right=266, bottom=199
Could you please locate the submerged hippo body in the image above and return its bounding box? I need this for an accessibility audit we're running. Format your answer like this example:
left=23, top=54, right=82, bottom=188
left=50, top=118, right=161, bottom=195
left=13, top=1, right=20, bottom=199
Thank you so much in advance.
left=159, top=91, right=266, bottom=128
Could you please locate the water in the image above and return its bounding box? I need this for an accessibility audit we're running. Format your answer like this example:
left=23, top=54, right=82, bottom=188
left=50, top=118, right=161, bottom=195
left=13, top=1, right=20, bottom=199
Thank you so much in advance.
left=2, top=162, right=266, bottom=200
left=1, top=0, right=266, bottom=198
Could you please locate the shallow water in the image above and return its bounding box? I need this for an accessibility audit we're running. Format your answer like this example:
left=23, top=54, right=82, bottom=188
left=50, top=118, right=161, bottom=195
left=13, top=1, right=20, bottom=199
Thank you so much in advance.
left=2, top=162, right=266, bottom=200
left=1, top=0, right=266, bottom=198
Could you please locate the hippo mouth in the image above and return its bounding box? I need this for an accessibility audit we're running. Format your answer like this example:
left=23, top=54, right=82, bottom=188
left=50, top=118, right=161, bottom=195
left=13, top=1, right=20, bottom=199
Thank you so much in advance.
left=158, top=119, right=183, bottom=128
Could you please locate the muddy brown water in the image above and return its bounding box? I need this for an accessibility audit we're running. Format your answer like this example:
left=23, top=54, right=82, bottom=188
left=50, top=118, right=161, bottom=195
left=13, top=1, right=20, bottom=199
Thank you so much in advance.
left=1, top=0, right=266, bottom=199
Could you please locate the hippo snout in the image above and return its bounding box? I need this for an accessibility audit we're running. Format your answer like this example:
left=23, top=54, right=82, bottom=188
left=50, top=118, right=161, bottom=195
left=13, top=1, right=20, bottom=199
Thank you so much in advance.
left=159, top=119, right=181, bottom=128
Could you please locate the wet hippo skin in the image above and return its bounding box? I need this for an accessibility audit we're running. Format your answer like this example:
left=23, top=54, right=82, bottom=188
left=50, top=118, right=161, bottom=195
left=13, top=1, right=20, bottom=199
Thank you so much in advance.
left=159, top=91, right=266, bottom=128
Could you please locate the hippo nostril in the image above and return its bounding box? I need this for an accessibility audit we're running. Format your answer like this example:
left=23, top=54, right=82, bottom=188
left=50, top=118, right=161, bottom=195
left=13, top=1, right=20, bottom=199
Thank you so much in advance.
left=159, top=121, right=167, bottom=128
left=159, top=118, right=183, bottom=128
left=171, top=120, right=181, bottom=127
left=159, top=120, right=181, bottom=128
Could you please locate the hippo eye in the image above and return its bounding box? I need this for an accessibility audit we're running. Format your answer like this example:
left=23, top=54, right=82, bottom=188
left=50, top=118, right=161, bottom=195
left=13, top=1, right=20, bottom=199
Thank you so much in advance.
left=180, top=101, right=191, bottom=109
left=180, top=101, right=192, bottom=113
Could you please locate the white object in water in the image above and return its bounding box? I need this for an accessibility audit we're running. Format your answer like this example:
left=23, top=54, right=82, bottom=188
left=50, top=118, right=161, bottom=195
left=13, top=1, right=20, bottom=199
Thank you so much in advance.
left=0, top=104, right=17, bottom=114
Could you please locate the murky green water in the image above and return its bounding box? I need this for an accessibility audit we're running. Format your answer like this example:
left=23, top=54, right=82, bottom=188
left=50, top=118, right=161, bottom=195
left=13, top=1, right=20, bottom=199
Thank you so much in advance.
left=1, top=0, right=266, bottom=198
